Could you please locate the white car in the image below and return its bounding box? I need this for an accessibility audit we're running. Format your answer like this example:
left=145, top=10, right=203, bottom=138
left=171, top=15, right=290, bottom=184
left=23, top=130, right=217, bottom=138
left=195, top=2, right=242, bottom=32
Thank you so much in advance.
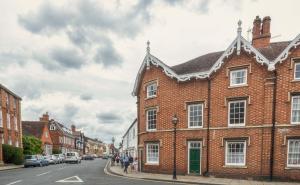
left=65, top=152, right=81, bottom=164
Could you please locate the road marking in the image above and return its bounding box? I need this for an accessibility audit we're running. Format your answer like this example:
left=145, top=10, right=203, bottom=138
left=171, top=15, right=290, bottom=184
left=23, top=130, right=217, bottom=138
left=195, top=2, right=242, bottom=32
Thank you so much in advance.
left=36, top=171, right=51, bottom=176
left=56, top=176, right=83, bottom=183
left=6, top=180, right=22, bottom=185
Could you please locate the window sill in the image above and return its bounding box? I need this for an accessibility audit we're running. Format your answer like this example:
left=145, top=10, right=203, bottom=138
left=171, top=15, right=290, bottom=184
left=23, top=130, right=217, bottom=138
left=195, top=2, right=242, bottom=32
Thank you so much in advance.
left=146, top=130, right=157, bottom=132
left=228, top=84, right=248, bottom=89
left=188, top=126, right=204, bottom=129
left=285, top=166, right=300, bottom=170
left=145, top=96, right=157, bottom=100
left=291, top=79, right=300, bottom=83
left=228, top=125, right=246, bottom=128
left=223, top=165, right=247, bottom=169
left=145, top=163, right=159, bottom=166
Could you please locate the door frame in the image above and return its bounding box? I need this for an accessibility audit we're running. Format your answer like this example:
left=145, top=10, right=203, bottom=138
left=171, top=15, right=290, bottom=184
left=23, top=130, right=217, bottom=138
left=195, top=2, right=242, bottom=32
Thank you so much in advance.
left=187, top=141, right=202, bottom=175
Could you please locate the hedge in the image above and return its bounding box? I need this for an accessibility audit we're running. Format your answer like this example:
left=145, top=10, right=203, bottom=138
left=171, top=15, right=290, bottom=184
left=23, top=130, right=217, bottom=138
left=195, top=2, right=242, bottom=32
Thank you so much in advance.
left=2, top=144, right=24, bottom=165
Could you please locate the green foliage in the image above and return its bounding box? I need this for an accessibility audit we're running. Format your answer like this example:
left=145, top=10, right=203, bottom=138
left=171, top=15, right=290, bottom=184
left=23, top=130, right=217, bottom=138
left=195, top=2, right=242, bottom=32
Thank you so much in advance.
left=52, top=148, right=61, bottom=154
left=22, top=135, right=43, bottom=155
left=2, top=144, right=24, bottom=165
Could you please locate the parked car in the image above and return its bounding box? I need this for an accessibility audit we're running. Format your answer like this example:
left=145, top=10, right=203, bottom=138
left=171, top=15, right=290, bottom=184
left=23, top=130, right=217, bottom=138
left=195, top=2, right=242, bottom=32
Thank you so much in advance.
left=82, top=154, right=94, bottom=160
left=65, top=152, right=81, bottom=164
left=54, top=154, right=65, bottom=163
left=102, top=155, right=109, bottom=159
left=24, top=155, right=48, bottom=168
left=45, top=155, right=59, bottom=164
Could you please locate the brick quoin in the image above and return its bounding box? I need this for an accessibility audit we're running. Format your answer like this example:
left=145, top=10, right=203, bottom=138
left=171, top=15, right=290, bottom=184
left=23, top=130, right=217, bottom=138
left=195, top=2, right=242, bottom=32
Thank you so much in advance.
left=134, top=16, right=300, bottom=181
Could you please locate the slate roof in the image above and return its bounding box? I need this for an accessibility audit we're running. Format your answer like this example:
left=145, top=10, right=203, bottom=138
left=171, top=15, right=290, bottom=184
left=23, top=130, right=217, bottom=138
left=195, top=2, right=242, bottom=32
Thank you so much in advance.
left=22, top=121, right=47, bottom=139
left=171, top=41, right=290, bottom=75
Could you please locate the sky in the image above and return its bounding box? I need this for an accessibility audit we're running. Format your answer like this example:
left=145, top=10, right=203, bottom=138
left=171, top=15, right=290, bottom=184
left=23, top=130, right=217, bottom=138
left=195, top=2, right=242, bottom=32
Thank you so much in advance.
left=0, top=0, right=299, bottom=144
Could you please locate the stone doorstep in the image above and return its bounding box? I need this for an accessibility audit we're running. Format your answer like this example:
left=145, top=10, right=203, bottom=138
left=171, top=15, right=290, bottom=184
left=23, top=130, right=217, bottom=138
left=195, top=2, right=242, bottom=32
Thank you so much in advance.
left=106, top=162, right=224, bottom=185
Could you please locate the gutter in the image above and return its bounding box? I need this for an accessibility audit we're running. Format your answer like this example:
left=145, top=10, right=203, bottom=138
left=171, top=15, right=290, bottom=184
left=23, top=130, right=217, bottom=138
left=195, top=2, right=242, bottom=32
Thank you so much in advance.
left=204, top=78, right=211, bottom=176
left=270, top=71, right=277, bottom=181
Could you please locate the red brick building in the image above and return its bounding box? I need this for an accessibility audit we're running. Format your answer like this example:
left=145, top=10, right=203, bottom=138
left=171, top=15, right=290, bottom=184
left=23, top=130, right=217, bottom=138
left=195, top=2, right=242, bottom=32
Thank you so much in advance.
left=133, top=16, right=300, bottom=181
left=22, top=120, right=53, bottom=155
left=0, top=84, right=22, bottom=165
left=39, top=113, right=75, bottom=154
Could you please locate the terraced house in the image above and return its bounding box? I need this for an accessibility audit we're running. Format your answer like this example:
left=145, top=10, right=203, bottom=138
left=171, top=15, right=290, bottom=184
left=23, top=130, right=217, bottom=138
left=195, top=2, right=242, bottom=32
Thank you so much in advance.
left=133, top=16, right=300, bottom=181
left=0, top=84, right=22, bottom=165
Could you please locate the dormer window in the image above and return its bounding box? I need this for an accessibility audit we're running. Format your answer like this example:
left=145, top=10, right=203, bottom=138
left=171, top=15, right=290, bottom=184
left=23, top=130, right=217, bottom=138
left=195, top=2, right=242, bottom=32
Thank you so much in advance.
left=50, top=124, right=56, bottom=130
left=146, top=83, right=157, bottom=98
left=230, top=69, right=247, bottom=86
left=294, top=63, right=300, bottom=80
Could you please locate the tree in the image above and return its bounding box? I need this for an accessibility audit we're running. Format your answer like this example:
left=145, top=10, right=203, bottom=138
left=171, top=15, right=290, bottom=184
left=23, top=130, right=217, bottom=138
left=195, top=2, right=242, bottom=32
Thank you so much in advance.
left=22, top=135, right=43, bottom=155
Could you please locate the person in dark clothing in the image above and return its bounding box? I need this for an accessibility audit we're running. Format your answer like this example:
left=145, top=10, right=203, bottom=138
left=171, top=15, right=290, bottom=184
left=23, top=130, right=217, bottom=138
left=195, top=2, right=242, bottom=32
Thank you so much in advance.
left=129, top=155, right=134, bottom=172
left=123, top=154, right=129, bottom=174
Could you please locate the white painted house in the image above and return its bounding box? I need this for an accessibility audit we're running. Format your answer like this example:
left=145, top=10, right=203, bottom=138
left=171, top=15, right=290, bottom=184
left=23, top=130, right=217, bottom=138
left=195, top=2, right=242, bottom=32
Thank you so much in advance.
left=122, top=119, right=137, bottom=158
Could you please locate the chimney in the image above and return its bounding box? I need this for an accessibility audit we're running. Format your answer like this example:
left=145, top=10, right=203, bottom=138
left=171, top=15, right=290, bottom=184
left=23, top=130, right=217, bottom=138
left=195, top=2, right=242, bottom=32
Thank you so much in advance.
left=252, top=16, right=271, bottom=48
left=40, top=112, right=49, bottom=122
left=71, top=124, right=76, bottom=132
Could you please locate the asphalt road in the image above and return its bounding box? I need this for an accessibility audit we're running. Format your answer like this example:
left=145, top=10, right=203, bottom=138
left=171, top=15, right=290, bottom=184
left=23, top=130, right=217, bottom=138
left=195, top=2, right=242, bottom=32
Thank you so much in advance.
left=0, top=159, right=187, bottom=185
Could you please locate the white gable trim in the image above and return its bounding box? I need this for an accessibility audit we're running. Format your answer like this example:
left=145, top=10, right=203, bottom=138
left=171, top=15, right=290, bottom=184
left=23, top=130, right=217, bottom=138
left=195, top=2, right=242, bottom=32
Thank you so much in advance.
left=270, top=34, right=300, bottom=68
left=132, top=35, right=272, bottom=96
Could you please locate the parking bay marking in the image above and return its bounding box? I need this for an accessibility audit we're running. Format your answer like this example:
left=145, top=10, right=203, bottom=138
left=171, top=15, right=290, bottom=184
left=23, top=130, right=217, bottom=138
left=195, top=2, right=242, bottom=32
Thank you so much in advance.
left=6, top=180, right=22, bottom=185
left=56, top=176, right=83, bottom=183
left=36, top=171, right=51, bottom=176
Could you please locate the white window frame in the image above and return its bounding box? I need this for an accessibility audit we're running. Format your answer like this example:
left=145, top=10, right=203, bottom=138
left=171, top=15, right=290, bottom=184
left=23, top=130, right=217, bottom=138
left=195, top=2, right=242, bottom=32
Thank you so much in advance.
left=1, top=134, right=4, bottom=144
left=8, top=136, right=12, bottom=145
left=14, top=116, right=17, bottom=131
left=50, top=124, right=56, bottom=130
left=294, top=63, right=300, bottom=80
left=15, top=140, right=19, bottom=147
left=291, top=96, right=300, bottom=124
left=0, top=107, right=2, bottom=128
left=225, top=140, right=246, bottom=166
left=146, top=108, right=157, bottom=131
left=287, top=139, right=300, bottom=167
left=7, top=112, right=10, bottom=130
left=146, top=143, right=159, bottom=164
left=230, top=68, right=247, bottom=87
left=188, top=103, right=203, bottom=128
left=228, top=100, right=246, bottom=127
left=146, top=83, right=157, bottom=98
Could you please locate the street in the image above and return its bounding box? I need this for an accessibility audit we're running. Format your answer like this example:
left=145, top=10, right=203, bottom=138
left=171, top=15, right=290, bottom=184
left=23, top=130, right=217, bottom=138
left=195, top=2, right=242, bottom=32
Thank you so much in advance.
left=0, top=159, right=185, bottom=185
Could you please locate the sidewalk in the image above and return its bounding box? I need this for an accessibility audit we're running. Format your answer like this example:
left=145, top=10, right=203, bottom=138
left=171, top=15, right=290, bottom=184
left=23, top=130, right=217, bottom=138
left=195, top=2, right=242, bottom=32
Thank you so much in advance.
left=106, top=162, right=300, bottom=185
left=0, top=164, right=23, bottom=171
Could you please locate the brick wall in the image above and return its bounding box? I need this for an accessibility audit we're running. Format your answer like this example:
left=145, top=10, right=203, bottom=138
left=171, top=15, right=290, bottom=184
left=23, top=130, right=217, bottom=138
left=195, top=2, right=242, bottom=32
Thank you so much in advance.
left=137, top=47, right=300, bottom=180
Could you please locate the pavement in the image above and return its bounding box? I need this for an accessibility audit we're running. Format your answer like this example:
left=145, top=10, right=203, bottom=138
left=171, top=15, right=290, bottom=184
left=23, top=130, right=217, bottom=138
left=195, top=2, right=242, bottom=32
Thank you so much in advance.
left=0, top=158, right=187, bottom=185
left=0, top=164, right=23, bottom=171
left=107, top=162, right=300, bottom=185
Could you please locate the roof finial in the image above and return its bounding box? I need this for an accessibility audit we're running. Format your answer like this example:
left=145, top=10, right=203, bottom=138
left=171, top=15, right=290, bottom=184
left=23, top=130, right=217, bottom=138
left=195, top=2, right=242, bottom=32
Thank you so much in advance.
left=146, top=40, right=150, bottom=54
left=237, top=20, right=242, bottom=36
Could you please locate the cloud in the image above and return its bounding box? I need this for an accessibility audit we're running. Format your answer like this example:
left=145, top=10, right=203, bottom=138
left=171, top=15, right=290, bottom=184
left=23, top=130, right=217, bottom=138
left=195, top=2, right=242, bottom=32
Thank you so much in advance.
left=94, top=45, right=122, bottom=67
left=18, top=2, right=73, bottom=33
left=80, top=93, right=93, bottom=101
left=96, top=112, right=123, bottom=124
left=50, top=47, right=84, bottom=69
left=63, top=104, right=79, bottom=122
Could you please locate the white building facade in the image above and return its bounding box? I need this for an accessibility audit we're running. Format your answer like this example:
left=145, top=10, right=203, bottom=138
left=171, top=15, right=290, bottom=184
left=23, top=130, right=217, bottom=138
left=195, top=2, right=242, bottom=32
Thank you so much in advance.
left=122, top=119, right=137, bottom=158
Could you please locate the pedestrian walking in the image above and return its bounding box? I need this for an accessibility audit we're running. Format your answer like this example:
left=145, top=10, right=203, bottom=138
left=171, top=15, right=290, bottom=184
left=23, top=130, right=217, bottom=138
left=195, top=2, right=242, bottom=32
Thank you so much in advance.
left=123, top=154, right=129, bottom=174
left=129, top=155, right=134, bottom=172
left=133, top=157, right=138, bottom=173
left=116, top=155, right=120, bottom=165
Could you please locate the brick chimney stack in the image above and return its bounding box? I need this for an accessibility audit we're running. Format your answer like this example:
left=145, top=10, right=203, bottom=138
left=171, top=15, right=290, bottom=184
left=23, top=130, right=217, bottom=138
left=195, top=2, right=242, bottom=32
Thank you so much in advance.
left=71, top=124, right=76, bottom=132
left=252, top=16, right=271, bottom=48
left=40, top=112, right=49, bottom=122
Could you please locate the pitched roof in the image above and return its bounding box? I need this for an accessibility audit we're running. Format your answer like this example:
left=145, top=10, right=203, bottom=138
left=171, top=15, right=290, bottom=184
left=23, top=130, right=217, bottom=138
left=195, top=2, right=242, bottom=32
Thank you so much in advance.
left=171, top=41, right=290, bottom=75
left=257, top=41, right=291, bottom=61
left=123, top=118, right=137, bottom=138
left=171, top=51, right=224, bottom=75
left=22, top=121, right=47, bottom=139
left=0, top=83, right=22, bottom=100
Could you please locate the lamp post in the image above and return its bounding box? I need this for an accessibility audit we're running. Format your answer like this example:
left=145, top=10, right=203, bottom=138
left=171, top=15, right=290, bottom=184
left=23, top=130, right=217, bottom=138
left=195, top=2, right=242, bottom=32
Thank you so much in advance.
left=172, top=114, right=178, bottom=180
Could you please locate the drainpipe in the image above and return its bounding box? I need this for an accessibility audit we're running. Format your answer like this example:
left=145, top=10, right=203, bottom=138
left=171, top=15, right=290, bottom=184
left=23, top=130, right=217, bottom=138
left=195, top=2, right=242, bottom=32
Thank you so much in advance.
left=204, top=78, right=211, bottom=176
left=270, top=71, right=277, bottom=181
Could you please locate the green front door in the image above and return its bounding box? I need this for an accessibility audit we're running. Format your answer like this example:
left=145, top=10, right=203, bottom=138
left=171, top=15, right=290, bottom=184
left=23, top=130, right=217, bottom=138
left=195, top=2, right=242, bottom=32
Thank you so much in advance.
left=189, top=142, right=201, bottom=174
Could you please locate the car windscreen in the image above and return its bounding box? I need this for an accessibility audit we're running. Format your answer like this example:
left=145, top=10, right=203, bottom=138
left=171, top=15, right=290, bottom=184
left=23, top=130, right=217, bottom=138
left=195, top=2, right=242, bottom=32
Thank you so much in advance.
left=67, top=153, right=75, bottom=156
left=25, top=155, right=35, bottom=159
